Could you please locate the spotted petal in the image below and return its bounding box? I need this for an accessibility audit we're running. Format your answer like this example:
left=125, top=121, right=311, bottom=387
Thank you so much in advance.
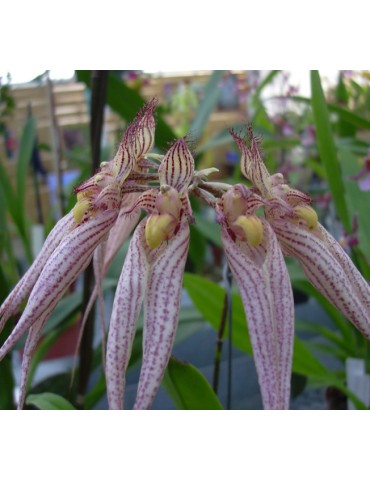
left=272, top=220, right=370, bottom=339
left=221, top=219, right=294, bottom=409
left=0, top=211, right=75, bottom=333
left=106, top=216, right=190, bottom=409
left=0, top=210, right=118, bottom=369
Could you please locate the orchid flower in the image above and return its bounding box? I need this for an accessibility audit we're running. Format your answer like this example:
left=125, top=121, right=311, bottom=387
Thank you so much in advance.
left=0, top=99, right=158, bottom=409
left=221, top=127, right=370, bottom=409
left=216, top=185, right=294, bottom=410
left=106, top=137, right=194, bottom=410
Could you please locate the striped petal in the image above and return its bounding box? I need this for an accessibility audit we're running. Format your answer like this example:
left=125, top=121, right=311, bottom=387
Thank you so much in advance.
left=0, top=210, right=118, bottom=364
left=103, top=192, right=142, bottom=273
left=133, top=216, right=190, bottom=409
left=158, top=138, right=194, bottom=193
left=221, top=219, right=294, bottom=409
left=230, top=128, right=271, bottom=196
left=106, top=219, right=150, bottom=410
left=106, top=216, right=190, bottom=410
left=272, top=220, right=370, bottom=339
left=0, top=211, right=75, bottom=333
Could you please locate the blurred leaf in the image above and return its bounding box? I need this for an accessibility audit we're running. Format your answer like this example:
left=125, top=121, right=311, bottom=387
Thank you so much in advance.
left=0, top=321, right=15, bottom=409
left=292, top=95, right=370, bottom=131
left=17, top=116, right=36, bottom=215
left=306, top=159, right=327, bottom=179
left=296, top=319, right=354, bottom=357
left=310, top=71, right=351, bottom=231
left=193, top=212, right=222, bottom=247
left=183, top=273, right=252, bottom=354
left=183, top=273, right=336, bottom=381
left=290, top=278, right=355, bottom=345
left=0, top=162, right=24, bottom=237
left=27, top=316, right=77, bottom=389
left=254, top=70, right=281, bottom=98
left=190, top=70, right=224, bottom=140
left=336, top=73, right=356, bottom=137
left=43, top=291, right=82, bottom=334
left=196, top=124, right=244, bottom=154
left=26, top=392, right=75, bottom=410
left=338, top=147, right=370, bottom=262
left=162, top=357, right=223, bottom=409
left=75, top=70, right=176, bottom=151
left=188, top=224, right=206, bottom=271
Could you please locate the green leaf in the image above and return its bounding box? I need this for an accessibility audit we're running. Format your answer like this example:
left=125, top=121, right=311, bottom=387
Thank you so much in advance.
left=253, top=70, right=281, bottom=98
left=188, top=224, right=206, bottom=271
left=291, top=278, right=355, bottom=345
left=292, top=95, right=370, bottom=131
left=75, top=70, right=177, bottom=152
left=183, top=273, right=252, bottom=354
left=193, top=212, right=222, bottom=247
left=17, top=116, right=36, bottom=214
left=183, top=273, right=333, bottom=381
left=338, top=147, right=370, bottom=262
left=26, top=392, right=76, bottom=410
left=310, top=71, right=351, bottom=231
left=162, top=357, right=223, bottom=409
left=190, top=70, right=224, bottom=139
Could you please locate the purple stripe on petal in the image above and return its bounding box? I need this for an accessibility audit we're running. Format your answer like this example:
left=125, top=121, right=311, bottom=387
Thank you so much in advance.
left=0, top=210, right=118, bottom=361
left=103, top=192, right=142, bottom=274
left=158, top=138, right=194, bottom=193
left=272, top=220, right=370, bottom=339
left=106, top=219, right=150, bottom=410
left=221, top=220, right=294, bottom=409
left=133, top=218, right=190, bottom=409
left=0, top=211, right=75, bottom=332
left=17, top=315, right=50, bottom=410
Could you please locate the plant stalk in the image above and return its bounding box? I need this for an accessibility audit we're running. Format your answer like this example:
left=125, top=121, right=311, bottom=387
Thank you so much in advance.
left=76, top=70, right=109, bottom=408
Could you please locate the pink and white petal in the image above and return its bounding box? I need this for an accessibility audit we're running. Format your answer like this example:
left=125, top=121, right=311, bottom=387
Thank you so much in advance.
left=133, top=218, right=190, bottom=409
left=0, top=211, right=75, bottom=332
left=230, top=129, right=270, bottom=196
left=318, top=224, right=370, bottom=316
left=17, top=315, right=49, bottom=410
left=272, top=220, right=370, bottom=339
left=103, top=192, right=142, bottom=274
left=106, top=219, right=150, bottom=410
left=0, top=210, right=117, bottom=361
left=158, top=138, right=194, bottom=193
left=221, top=220, right=294, bottom=409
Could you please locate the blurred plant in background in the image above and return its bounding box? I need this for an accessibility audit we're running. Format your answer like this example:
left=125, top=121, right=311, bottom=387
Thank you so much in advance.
left=0, top=70, right=370, bottom=410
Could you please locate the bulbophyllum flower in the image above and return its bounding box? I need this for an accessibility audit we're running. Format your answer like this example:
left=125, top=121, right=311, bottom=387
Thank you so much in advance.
left=217, top=185, right=294, bottom=410
left=106, top=138, right=194, bottom=410
left=0, top=99, right=158, bottom=409
left=235, top=129, right=370, bottom=339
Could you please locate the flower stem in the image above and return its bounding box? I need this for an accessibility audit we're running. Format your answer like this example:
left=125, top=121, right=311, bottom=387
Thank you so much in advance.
left=76, top=70, right=108, bottom=408
left=212, top=263, right=233, bottom=409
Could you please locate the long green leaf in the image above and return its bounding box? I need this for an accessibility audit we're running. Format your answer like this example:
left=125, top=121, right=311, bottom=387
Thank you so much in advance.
left=75, top=70, right=177, bottom=151
left=190, top=70, right=224, bottom=139
left=292, top=95, right=370, bottom=131
left=162, top=357, right=223, bottom=409
left=17, top=116, right=36, bottom=214
left=254, top=70, right=281, bottom=98
left=310, top=71, right=351, bottom=231
left=26, top=392, right=76, bottom=410
left=183, top=272, right=331, bottom=380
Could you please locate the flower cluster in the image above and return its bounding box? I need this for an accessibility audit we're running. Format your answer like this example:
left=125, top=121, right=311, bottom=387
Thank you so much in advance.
left=1, top=100, right=370, bottom=410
